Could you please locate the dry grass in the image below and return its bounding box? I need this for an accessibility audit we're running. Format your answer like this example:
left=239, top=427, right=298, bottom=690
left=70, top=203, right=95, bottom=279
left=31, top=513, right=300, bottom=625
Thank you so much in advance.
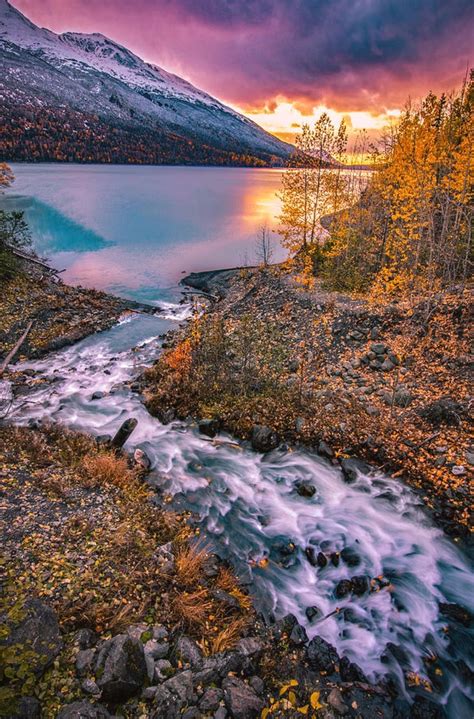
left=216, top=566, right=253, bottom=612
left=175, top=541, right=210, bottom=589
left=81, top=451, right=133, bottom=489
left=172, top=588, right=215, bottom=630
left=210, top=616, right=249, bottom=653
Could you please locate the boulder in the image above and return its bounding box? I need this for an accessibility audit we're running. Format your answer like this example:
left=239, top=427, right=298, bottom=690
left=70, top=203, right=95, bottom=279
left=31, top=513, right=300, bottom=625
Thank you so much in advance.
left=8, top=697, right=41, bottom=719
left=335, top=579, right=353, bottom=598
left=317, top=551, right=328, bottom=568
left=289, top=623, right=308, bottom=646
left=76, top=648, right=95, bottom=677
left=351, top=575, right=370, bottom=596
left=295, top=480, right=316, bottom=498
left=317, top=440, right=334, bottom=459
left=152, top=670, right=194, bottom=719
left=305, top=606, right=321, bottom=622
left=134, top=447, right=152, bottom=470
left=198, top=418, right=220, bottom=438
left=95, top=633, right=147, bottom=702
left=1, top=599, right=62, bottom=677
left=419, top=397, right=463, bottom=427
left=222, top=677, right=264, bottom=719
left=75, top=628, right=96, bottom=649
left=439, top=602, right=472, bottom=627
left=339, top=656, right=367, bottom=683
left=305, top=546, right=317, bottom=566
left=306, top=636, right=339, bottom=674
left=393, top=388, right=413, bottom=408
left=327, top=688, right=349, bottom=716
left=340, top=457, right=370, bottom=483
left=57, top=702, right=111, bottom=719
left=199, top=687, right=223, bottom=712
left=175, top=635, right=203, bottom=667
left=340, top=547, right=361, bottom=567
left=250, top=425, right=279, bottom=453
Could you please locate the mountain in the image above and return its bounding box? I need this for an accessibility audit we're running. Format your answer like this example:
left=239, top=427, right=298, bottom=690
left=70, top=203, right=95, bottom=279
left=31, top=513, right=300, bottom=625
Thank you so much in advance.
left=0, top=0, right=292, bottom=166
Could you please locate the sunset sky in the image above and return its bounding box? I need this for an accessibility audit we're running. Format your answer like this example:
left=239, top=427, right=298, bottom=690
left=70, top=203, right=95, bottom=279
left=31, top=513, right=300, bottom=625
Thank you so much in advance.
left=12, top=0, right=473, bottom=144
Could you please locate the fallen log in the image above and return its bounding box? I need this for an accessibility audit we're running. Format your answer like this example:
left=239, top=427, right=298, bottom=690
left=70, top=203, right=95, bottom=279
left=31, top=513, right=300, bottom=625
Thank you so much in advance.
left=0, top=320, right=33, bottom=376
left=111, top=417, right=138, bottom=449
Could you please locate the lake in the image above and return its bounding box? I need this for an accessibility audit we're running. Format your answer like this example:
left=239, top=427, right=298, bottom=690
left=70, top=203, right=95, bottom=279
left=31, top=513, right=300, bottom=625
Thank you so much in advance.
left=1, top=164, right=285, bottom=303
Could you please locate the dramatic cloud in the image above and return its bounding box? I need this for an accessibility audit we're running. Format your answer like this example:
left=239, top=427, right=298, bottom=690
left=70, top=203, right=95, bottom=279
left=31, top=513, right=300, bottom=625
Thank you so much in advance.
left=13, top=0, right=473, bottom=118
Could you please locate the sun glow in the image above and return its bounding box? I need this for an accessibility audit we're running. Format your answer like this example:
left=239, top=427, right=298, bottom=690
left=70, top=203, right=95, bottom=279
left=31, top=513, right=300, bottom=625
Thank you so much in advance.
left=234, top=99, right=401, bottom=145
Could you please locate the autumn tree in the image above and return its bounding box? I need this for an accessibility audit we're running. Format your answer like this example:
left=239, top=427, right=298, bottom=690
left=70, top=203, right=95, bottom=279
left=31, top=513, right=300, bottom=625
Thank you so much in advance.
left=322, top=72, right=473, bottom=297
left=0, top=162, right=14, bottom=190
left=255, top=222, right=274, bottom=268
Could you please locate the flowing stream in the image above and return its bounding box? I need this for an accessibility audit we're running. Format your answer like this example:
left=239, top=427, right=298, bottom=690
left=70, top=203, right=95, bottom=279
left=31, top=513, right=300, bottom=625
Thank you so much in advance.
left=6, top=309, right=473, bottom=717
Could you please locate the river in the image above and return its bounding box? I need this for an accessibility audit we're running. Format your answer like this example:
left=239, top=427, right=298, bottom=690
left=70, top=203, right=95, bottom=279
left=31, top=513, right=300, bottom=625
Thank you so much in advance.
left=2, top=164, right=473, bottom=717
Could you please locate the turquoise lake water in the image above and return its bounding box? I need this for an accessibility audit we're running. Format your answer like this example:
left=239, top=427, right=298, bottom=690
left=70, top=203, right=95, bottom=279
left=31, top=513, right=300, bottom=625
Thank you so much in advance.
left=1, top=164, right=285, bottom=303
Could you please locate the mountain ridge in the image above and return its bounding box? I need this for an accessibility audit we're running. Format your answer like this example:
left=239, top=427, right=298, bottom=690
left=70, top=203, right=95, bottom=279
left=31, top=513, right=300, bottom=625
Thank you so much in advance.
left=0, top=0, right=292, bottom=166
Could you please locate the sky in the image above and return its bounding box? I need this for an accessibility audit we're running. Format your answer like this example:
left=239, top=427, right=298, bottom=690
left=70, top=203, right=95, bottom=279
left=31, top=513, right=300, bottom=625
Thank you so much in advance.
left=12, top=0, right=473, bottom=145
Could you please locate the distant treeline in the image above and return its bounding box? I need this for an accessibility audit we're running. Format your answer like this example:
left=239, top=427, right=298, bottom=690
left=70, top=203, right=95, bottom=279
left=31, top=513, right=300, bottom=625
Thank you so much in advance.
left=0, top=104, right=286, bottom=167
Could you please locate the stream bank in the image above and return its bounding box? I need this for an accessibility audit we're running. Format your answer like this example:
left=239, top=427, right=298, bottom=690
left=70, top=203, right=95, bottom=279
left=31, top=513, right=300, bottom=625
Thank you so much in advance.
left=1, top=268, right=473, bottom=718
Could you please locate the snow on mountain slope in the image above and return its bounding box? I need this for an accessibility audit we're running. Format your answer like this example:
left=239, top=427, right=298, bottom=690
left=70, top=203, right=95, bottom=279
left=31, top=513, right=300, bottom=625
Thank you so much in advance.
left=0, top=0, right=292, bottom=161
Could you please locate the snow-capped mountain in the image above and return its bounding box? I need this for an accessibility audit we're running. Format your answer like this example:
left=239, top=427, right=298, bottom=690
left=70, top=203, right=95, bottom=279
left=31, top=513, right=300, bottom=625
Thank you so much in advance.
left=0, top=0, right=292, bottom=165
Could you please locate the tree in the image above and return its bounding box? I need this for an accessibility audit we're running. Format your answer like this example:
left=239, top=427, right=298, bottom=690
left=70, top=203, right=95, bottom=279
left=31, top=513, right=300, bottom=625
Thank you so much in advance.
left=0, top=163, right=14, bottom=190
left=255, top=222, right=274, bottom=268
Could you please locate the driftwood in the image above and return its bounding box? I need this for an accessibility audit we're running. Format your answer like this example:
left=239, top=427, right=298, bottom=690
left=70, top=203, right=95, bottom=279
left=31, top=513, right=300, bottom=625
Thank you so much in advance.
left=0, top=320, right=33, bottom=376
left=111, top=418, right=138, bottom=449
left=10, top=247, right=59, bottom=272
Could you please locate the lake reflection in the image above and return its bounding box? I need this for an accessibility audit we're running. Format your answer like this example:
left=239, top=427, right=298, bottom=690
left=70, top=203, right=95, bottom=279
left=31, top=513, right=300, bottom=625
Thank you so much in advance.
left=2, top=165, right=285, bottom=303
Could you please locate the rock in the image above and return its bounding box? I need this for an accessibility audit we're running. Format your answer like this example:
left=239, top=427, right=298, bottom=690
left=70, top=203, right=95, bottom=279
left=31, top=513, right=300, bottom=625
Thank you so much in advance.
left=339, top=656, right=367, bottom=683
left=393, top=388, right=413, bottom=407
left=340, top=457, right=370, bottom=483
left=8, top=697, right=41, bottom=719
left=276, top=613, right=297, bottom=635
left=199, top=418, right=220, bottom=438
left=317, top=551, right=328, bottom=568
left=305, top=546, right=317, bottom=566
left=340, top=547, right=361, bottom=567
left=200, top=687, right=223, bottom=712
left=153, top=624, right=169, bottom=641
left=317, top=440, right=334, bottom=459
left=175, top=636, right=203, bottom=667
left=250, top=425, right=279, bottom=453
left=126, top=623, right=149, bottom=641
left=91, top=391, right=104, bottom=400
left=380, top=358, right=395, bottom=372
left=142, top=685, right=159, bottom=700
left=214, top=709, right=228, bottom=719
left=335, top=579, right=353, bottom=598
left=330, top=552, right=340, bottom=567
left=351, top=575, right=370, bottom=596
left=81, top=678, right=101, bottom=696
left=212, top=588, right=242, bottom=610
left=154, top=658, right=173, bottom=682
left=295, top=416, right=305, bottom=433
left=370, top=326, right=380, bottom=340
left=95, top=434, right=112, bottom=445
left=152, top=670, right=194, bottom=719
left=75, top=628, right=96, bottom=649
left=57, top=702, right=111, bottom=719
left=451, top=465, right=466, bottom=476
left=183, top=709, right=202, bottom=719
left=201, top=553, right=222, bottom=579
left=76, top=648, right=95, bottom=677
left=409, top=696, right=445, bottom=719
left=289, top=622, right=309, bottom=646
left=305, top=605, right=321, bottom=622
left=236, top=637, right=264, bottom=658
left=306, top=636, right=339, bottom=673
left=1, top=599, right=62, bottom=677
left=145, top=638, right=169, bottom=660
left=465, top=450, right=474, bottom=465
left=94, top=633, right=147, bottom=702
left=439, top=602, right=472, bottom=627
left=370, top=343, right=387, bottom=355
left=222, top=677, right=264, bottom=719
left=327, top=688, right=349, bottom=715
left=155, top=542, right=175, bottom=569
left=249, top=675, right=265, bottom=695
left=419, top=397, right=463, bottom=427
left=295, top=480, right=316, bottom=498
left=134, top=447, right=152, bottom=470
